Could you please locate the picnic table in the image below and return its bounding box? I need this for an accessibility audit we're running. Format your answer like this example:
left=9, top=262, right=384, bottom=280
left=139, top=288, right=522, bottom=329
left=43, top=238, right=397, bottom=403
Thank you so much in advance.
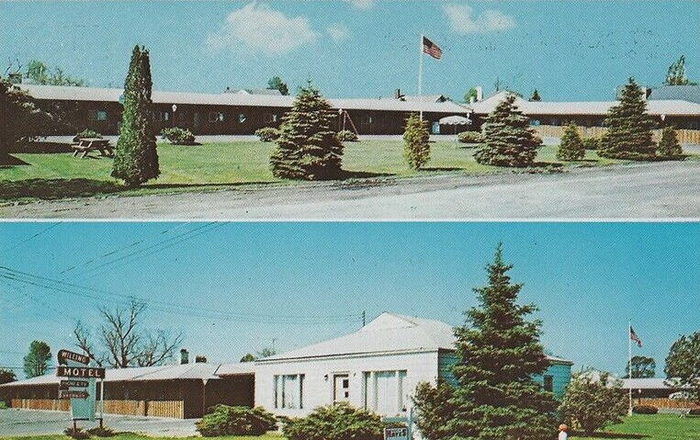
left=71, top=138, right=114, bottom=158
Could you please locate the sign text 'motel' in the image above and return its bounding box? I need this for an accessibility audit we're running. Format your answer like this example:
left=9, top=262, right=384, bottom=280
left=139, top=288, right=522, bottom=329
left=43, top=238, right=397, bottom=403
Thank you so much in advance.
left=57, top=366, right=106, bottom=379
left=58, top=349, right=90, bottom=366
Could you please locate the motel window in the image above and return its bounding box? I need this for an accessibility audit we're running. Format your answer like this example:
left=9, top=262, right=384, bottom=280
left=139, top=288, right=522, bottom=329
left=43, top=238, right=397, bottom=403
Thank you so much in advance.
left=153, top=111, right=170, bottom=122
left=362, top=370, right=407, bottom=416
left=274, top=374, right=304, bottom=409
left=263, top=113, right=278, bottom=124
left=550, top=119, right=560, bottom=126
left=687, top=121, right=698, bottom=129
left=530, top=119, right=541, bottom=126
left=209, top=112, right=225, bottom=122
left=96, top=111, right=108, bottom=121
left=543, top=375, right=554, bottom=392
left=362, top=115, right=373, bottom=124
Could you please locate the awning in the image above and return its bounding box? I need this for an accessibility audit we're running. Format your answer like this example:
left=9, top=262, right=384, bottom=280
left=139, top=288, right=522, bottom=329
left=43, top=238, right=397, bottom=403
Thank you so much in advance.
left=439, top=115, right=471, bottom=125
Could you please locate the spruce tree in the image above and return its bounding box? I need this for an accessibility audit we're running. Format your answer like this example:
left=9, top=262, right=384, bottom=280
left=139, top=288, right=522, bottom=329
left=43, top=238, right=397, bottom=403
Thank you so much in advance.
left=112, top=45, right=160, bottom=187
left=557, top=122, right=585, bottom=161
left=475, top=94, right=541, bottom=167
left=403, top=113, right=430, bottom=170
left=599, top=78, right=657, bottom=160
left=529, top=89, right=541, bottom=102
left=657, top=126, right=683, bottom=158
left=446, top=244, right=557, bottom=440
left=270, top=84, right=343, bottom=180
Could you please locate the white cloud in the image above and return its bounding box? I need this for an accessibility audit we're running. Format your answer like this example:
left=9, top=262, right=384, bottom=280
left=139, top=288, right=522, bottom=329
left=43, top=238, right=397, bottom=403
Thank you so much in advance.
left=444, top=3, right=516, bottom=34
left=207, top=3, right=318, bottom=55
left=327, top=23, right=350, bottom=42
left=344, top=0, right=374, bottom=10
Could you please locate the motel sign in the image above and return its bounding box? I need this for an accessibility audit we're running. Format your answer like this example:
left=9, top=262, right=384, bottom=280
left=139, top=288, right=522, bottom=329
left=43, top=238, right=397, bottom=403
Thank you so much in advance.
left=57, top=366, right=106, bottom=379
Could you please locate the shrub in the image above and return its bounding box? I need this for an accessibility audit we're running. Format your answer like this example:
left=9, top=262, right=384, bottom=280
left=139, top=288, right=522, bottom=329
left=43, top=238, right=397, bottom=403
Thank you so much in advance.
left=64, top=427, right=90, bottom=440
left=582, top=136, right=600, bottom=151
left=559, top=371, right=627, bottom=435
left=86, top=427, right=116, bottom=437
left=270, top=84, right=344, bottom=180
left=161, top=127, right=196, bottom=145
left=337, top=130, right=359, bottom=142
left=475, top=94, right=541, bottom=167
left=657, top=126, right=683, bottom=158
left=557, top=122, right=585, bottom=161
left=457, top=131, right=483, bottom=144
left=689, top=408, right=700, bottom=416
left=0, top=401, right=8, bottom=409
left=73, top=129, right=103, bottom=142
left=282, top=402, right=384, bottom=440
left=403, top=113, right=430, bottom=170
left=196, top=405, right=277, bottom=437
left=255, top=127, right=281, bottom=142
left=632, top=405, right=658, bottom=414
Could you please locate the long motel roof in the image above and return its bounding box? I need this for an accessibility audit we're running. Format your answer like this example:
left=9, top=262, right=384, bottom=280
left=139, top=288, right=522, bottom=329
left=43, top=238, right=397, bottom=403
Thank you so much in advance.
left=17, top=84, right=471, bottom=115
left=258, top=312, right=574, bottom=364
left=0, top=362, right=255, bottom=388
left=469, top=91, right=700, bottom=117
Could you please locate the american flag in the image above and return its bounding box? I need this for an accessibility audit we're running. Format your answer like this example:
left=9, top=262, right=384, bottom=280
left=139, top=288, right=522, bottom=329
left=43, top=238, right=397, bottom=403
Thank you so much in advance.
left=630, top=326, right=643, bottom=348
left=422, top=36, right=443, bottom=60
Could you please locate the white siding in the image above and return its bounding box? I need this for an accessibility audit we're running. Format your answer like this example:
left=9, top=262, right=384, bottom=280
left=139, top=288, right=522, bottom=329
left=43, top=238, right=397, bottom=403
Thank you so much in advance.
left=255, top=351, right=439, bottom=417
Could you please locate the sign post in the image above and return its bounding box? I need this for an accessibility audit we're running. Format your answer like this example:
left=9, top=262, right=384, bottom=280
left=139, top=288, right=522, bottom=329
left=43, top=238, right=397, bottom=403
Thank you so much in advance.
left=57, top=349, right=105, bottom=429
left=383, top=406, right=413, bottom=440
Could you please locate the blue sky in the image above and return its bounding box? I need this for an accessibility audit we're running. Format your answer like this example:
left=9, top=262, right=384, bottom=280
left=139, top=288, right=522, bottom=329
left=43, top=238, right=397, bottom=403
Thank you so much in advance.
left=1, top=222, right=698, bottom=379
left=1, top=0, right=698, bottom=101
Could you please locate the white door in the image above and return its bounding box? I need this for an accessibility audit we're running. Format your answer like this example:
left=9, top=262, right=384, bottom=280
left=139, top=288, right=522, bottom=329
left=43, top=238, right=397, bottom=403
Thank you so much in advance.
left=333, top=374, right=350, bottom=403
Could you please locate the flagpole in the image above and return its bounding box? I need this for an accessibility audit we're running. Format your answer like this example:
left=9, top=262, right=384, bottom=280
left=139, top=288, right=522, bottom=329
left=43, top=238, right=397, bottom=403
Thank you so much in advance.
left=418, top=33, right=424, bottom=121
left=628, top=320, right=633, bottom=415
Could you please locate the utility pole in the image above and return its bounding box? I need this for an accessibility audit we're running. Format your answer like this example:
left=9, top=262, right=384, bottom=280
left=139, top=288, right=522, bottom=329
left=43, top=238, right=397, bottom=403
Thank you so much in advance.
left=362, top=311, right=366, bottom=327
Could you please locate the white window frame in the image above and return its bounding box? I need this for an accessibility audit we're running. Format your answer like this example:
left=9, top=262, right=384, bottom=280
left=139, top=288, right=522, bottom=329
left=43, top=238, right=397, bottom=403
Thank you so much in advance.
left=209, top=111, right=224, bottom=123
left=362, top=370, right=407, bottom=415
left=274, top=374, right=304, bottom=409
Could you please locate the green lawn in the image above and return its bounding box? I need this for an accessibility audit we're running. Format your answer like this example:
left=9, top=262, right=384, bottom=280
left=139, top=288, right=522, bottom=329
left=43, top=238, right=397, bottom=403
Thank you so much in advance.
left=0, top=415, right=697, bottom=440
left=572, top=414, right=700, bottom=440
left=0, top=139, right=628, bottom=201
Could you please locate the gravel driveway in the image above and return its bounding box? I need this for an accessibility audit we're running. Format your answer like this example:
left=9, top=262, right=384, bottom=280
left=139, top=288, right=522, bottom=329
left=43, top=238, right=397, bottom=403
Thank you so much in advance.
left=0, top=409, right=199, bottom=437
left=2, top=160, right=700, bottom=219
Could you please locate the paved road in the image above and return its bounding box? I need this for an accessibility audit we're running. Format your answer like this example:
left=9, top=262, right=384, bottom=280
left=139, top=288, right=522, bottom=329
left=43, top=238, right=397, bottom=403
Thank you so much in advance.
left=0, top=408, right=198, bottom=437
left=2, top=161, right=699, bottom=219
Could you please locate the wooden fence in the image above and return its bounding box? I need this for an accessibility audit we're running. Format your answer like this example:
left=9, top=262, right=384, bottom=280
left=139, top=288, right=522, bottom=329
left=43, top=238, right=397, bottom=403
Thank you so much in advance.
left=11, top=399, right=70, bottom=411
left=636, top=398, right=700, bottom=409
left=11, top=399, right=185, bottom=418
left=534, top=125, right=700, bottom=145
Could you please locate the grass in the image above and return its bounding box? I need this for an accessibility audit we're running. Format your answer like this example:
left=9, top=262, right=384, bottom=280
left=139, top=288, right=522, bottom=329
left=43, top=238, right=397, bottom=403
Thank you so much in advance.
left=572, top=414, right=700, bottom=440
left=0, top=139, right=633, bottom=202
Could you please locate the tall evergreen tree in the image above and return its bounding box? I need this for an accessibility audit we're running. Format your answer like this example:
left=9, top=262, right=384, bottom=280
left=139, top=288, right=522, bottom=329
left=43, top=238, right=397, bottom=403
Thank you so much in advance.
left=599, top=78, right=657, bottom=160
left=403, top=113, right=431, bottom=170
left=446, top=244, right=557, bottom=440
left=267, top=76, right=289, bottom=95
left=557, top=122, right=585, bottom=161
left=657, top=126, right=683, bottom=158
left=23, top=340, right=51, bottom=378
left=529, top=89, right=541, bottom=102
left=664, top=55, right=696, bottom=86
left=112, top=45, right=159, bottom=187
left=270, top=84, right=343, bottom=180
left=475, top=94, right=541, bottom=167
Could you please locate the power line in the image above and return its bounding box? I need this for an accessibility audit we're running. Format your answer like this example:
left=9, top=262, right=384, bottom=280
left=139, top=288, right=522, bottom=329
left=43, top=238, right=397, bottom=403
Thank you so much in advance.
left=1, top=223, right=61, bottom=254
left=0, top=266, right=363, bottom=325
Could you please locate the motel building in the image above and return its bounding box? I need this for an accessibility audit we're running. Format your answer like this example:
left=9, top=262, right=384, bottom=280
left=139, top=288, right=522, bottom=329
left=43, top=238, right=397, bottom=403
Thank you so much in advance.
left=11, top=82, right=700, bottom=143
left=0, top=312, right=573, bottom=422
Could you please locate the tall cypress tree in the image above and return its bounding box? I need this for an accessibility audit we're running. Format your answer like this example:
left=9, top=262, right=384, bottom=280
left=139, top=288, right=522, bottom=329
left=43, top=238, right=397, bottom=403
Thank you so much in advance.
left=599, top=78, right=657, bottom=160
left=475, top=94, right=541, bottom=167
left=270, top=84, right=343, bottom=180
left=112, top=45, right=159, bottom=187
left=446, top=244, right=557, bottom=440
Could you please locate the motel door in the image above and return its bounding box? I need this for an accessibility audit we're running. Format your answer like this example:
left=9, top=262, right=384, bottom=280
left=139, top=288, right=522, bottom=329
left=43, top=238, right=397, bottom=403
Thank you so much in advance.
left=333, top=374, right=350, bottom=403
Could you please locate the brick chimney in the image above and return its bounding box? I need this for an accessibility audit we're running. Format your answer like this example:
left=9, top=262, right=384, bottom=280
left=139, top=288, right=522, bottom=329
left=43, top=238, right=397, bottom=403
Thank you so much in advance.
left=180, top=349, right=189, bottom=365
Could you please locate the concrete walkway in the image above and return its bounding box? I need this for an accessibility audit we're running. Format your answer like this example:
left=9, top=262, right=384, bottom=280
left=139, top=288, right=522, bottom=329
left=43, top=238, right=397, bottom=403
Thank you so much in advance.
left=0, top=408, right=199, bottom=437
